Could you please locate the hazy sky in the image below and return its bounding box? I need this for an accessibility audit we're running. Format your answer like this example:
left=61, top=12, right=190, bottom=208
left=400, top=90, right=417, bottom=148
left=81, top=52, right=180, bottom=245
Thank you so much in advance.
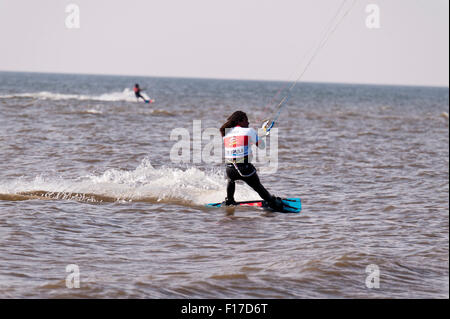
left=0, top=0, right=448, bottom=86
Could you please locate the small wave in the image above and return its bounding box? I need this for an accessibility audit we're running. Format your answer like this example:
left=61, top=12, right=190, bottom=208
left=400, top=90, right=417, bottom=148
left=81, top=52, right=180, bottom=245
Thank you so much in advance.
left=150, top=109, right=175, bottom=116
left=0, top=88, right=149, bottom=103
left=0, top=158, right=261, bottom=205
left=209, top=273, right=249, bottom=280
left=38, top=280, right=67, bottom=290
left=382, top=205, right=397, bottom=212
left=139, top=109, right=175, bottom=116
left=0, top=191, right=114, bottom=203
left=83, top=109, right=103, bottom=115
left=0, top=193, right=42, bottom=201
left=18, top=191, right=117, bottom=203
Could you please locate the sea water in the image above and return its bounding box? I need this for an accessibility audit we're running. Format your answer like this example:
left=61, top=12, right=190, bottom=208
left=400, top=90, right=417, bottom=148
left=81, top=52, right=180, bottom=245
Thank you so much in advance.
left=0, top=71, right=448, bottom=298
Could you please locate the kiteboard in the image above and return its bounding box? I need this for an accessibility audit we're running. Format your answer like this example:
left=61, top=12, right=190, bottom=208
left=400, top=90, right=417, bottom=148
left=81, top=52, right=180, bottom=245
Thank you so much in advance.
left=142, top=93, right=154, bottom=104
left=206, top=197, right=301, bottom=214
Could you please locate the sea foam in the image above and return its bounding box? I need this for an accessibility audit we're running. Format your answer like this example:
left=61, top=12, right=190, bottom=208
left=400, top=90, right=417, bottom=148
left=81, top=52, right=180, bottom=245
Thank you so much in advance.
left=0, top=88, right=146, bottom=103
left=0, top=158, right=259, bottom=205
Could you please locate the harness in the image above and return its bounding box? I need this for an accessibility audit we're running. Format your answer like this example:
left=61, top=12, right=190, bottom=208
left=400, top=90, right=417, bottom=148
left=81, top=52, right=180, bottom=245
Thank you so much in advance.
left=227, top=159, right=256, bottom=178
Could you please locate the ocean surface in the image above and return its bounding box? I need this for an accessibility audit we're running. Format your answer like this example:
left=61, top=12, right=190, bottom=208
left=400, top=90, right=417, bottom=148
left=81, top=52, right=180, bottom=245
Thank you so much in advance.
left=0, top=71, right=448, bottom=298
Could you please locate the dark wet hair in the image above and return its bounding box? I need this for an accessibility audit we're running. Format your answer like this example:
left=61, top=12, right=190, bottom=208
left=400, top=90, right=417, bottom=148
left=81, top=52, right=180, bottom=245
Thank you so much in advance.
left=220, top=111, right=248, bottom=137
left=135, top=83, right=139, bottom=87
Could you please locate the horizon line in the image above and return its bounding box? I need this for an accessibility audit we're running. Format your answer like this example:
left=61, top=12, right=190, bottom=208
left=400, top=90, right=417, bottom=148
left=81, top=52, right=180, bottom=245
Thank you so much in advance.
left=0, top=69, right=448, bottom=90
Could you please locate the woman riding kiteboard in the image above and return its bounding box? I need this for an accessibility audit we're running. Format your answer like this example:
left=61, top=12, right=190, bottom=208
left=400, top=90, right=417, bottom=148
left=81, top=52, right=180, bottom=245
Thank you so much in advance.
left=220, top=111, right=284, bottom=211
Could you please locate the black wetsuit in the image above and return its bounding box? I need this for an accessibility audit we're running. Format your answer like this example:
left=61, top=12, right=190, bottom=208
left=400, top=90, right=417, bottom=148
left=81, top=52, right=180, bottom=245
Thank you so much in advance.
left=135, top=90, right=145, bottom=100
left=225, top=160, right=274, bottom=205
left=134, top=87, right=146, bottom=101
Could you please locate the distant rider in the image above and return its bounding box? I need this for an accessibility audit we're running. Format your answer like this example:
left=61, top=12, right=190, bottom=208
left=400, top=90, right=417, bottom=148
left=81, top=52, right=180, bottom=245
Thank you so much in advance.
left=133, top=83, right=148, bottom=103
